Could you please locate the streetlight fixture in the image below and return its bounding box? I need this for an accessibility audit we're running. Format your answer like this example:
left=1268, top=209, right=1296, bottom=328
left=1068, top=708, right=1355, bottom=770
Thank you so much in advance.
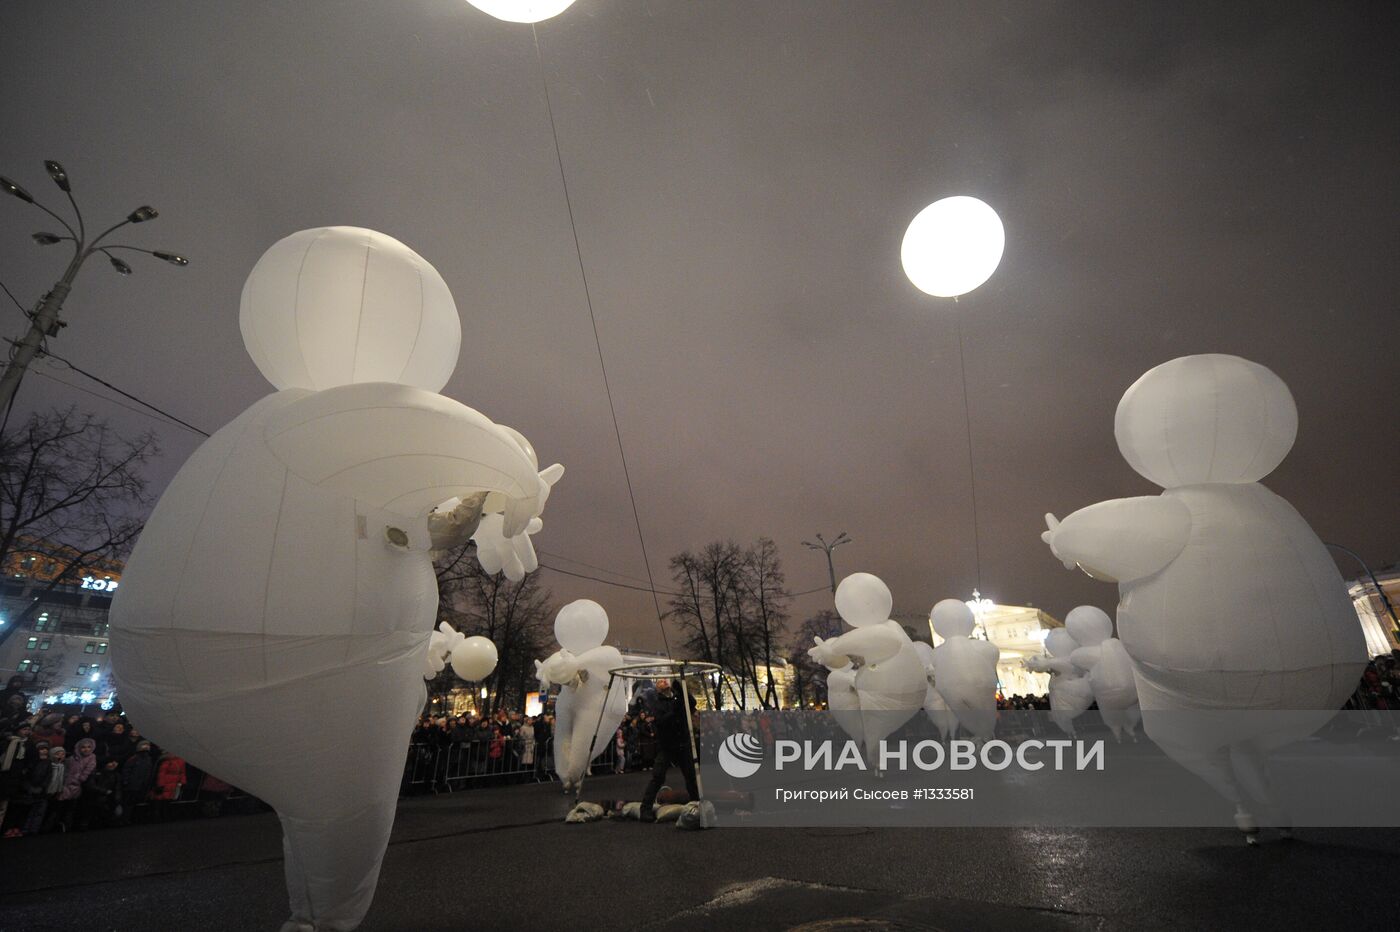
left=801, top=531, right=852, bottom=595
left=0, top=159, right=188, bottom=413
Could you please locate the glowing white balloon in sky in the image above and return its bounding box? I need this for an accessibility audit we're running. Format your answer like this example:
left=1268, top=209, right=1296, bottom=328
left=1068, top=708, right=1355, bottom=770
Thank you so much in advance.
left=465, top=0, right=578, bottom=24
left=900, top=196, right=1005, bottom=298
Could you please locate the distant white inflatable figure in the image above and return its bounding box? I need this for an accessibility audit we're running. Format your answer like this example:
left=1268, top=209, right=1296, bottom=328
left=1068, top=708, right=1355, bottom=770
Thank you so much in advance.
left=1041, top=353, right=1366, bottom=840
left=536, top=599, right=628, bottom=793
left=1064, top=606, right=1140, bottom=742
left=808, top=573, right=926, bottom=765
left=928, top=599, right=1000, bottom=742
left=110, top=227, right=562, bottom=930
left=1023, top=628, right=1094, bottom=738
left=912, top=641, right=957, bottom=740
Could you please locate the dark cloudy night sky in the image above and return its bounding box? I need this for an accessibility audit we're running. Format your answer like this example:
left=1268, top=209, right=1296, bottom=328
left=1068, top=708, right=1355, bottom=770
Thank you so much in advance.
left=2, top=1, right=1397, bottom=651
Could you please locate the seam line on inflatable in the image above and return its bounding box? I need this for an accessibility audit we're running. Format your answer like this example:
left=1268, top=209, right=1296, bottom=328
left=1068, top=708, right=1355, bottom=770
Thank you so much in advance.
left=1237, top=364, right=1272, bottom=483
left=395, top=262, right=427, bottom=387
left=348, top=233, right=372, bottom=386
left=260, top=469, right=291, bottom=684
left=289, top=229, right=330, bottom=389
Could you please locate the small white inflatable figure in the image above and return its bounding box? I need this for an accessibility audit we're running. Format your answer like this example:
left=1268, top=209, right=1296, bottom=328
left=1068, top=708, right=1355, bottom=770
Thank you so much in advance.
left=111, top=227, right=563, bottom=930
left=1023, top=628, right=1094, bottom=738
left=1041, top=354, right=1366, bottom=841
left=1063, top=606, right=1140, bottom=742
left=928, top=599, right=1000, bottom=742
left=808, top=573, right=926, bottom=766
left=535, top=599, right=628, bottom=794
left=911, top=641, right=958, bottom=740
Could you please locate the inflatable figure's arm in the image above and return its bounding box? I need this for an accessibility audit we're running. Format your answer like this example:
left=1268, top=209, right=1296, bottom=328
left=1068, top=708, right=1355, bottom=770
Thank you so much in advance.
left=1041, top=496, right=1191, bottom=583
left=538, top=650, right=583, bottom=690
left=808, top=636, right=851, bottom=670
left=1026, top=655, right=1077, bottom=676
left=811, top=626, right=903, bottom=668
left=423, top=622, right=466, bottom=679
left=1069, top=645, right=1102, bottom=674
left=264, top=383, right=548, bottom=535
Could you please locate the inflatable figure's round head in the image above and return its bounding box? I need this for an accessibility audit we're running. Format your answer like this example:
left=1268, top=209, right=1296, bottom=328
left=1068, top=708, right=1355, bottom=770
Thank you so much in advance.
left=930, top=598, right=975, bottom=639
left=1065, top=606, right=1113, bottom=647
left=555, top=599, right=608, bottom=652
left=1045, top=628, right=1079, bottom=659
left=239, top=226, right=461, bottom=392
left=834, top=573, right=892, bottom=628
left=451, top=635, right=499, bottom=681
left=1114, top=354, right=1296, bottom=488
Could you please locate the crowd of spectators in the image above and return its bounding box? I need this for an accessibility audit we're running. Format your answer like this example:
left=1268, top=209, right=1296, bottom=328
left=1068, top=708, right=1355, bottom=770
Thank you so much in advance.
left=5, top=653, right=1399, bottom=837
left=1346, top=650, right=1400, bottom=710
left=404, top=703, right=674, bottom=791
left=1, top=676, right=205, bottom=838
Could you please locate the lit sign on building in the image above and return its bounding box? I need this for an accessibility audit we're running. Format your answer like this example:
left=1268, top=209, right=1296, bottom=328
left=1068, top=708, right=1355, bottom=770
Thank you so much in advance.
left=81, top=576, right=119, bottom=592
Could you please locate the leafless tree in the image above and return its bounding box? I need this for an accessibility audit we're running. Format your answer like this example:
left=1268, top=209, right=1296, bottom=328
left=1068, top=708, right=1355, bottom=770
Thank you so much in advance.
left=788, top=610, right=843, bottom=709
left=667, top=538, right=792, bottom=709
left=0, top=407, right=156, bottom=648
left=434, top=545, right=554, bottom=715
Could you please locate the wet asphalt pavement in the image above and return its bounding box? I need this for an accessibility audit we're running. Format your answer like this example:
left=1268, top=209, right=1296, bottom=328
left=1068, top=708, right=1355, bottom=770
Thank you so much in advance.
left=2, top=774, right=1396, bottom=931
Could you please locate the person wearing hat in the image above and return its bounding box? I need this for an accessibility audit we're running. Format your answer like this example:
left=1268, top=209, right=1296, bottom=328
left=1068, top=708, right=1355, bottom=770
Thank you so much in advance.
left=119, top=740, right=156, bottom=824
left=22, top=744, right=65, bottom=834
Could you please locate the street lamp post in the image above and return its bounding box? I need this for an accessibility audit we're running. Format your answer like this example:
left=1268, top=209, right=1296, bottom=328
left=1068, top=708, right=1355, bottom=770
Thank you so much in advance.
left=802, top=531, right=851, bottom=595
left=0, top=160, right=188, bottom=415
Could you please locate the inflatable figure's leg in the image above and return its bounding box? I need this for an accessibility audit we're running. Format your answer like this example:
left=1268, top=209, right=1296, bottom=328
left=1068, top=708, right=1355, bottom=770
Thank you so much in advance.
left=1157, top=740, right=1257, bottom=843
left=1101, top=708, right=1127, bottom=743
left=1229, top=741, right=1290, bottom=835
left=279, top=797, right=397, bottom=931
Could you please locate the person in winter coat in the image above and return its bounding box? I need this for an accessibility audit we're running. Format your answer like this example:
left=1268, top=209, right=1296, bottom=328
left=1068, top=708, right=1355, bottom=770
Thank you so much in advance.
left=82, top=758, right=122, bottom=828
left=50, top=736, right=97, bottom=831
left=636, top=679, right=699, bottom=821
left=1, top=724, right=38, bottom=834
left=151, top=752, right=187, bottom=819
left=100, top=722, right=135, bottom=764
left=65, top=717, right=97, bottom=752
left=25, top=744, right=66, bottom=834
left=0, top=675, right=28, bottom=710
left=518, top=719, right=536, bottom=769
left=119, top=741, right=155, bottom=823
left=0, top=693, right=29, bottom=733
left=31, top=713, right=65, bottom=749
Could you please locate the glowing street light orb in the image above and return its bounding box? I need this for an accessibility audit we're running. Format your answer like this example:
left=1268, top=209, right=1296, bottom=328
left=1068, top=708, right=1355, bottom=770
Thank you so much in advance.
left=465, top=0, right=578, bottom=23
left=900, top=196, right=1005, bottom=298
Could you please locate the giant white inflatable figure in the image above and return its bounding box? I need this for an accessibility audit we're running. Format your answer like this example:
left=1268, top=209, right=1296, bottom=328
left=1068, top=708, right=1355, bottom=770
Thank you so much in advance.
left=911, top=641, right=958, bottom=740
left=1064, top=606, right=1140, bottom=742
left=535, top=599, right=628, bottom=793
left=111, top=227, right=563, bottom=930
left=928, top=599, right=1000, bottom=741
left=1023, top=628, right=1094, bottom=738
left=1041, top=354, right=1366, bottom=837
left=808, top=573, right=926, bottom=765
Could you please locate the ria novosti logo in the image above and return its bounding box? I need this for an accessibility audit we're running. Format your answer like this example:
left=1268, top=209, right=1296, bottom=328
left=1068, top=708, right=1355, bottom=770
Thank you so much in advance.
left=718, top=733, right=764, bottom=778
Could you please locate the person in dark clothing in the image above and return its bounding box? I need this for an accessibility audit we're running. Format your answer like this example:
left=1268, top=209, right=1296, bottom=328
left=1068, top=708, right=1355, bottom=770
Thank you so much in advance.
left=119, top=740, right=155, bottom=823
left=82, top=758, right=122, bottom=828
left=637, top=678, right=699, bottom=821
left=0, top=676, right=28, bottom=712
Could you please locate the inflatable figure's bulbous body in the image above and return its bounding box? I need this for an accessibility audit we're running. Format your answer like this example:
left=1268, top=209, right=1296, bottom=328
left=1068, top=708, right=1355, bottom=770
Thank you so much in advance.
left=852, top=630, right=926, bottom=760
left=1047, top=673, right=1094, bottom=737
left=1123, top=483, right=1364, bottom=723
left=112, top=392, right=435, bottom=930
left=931, top=638, right=999, bottom=741
left=551, top=646, right=627, bottom=790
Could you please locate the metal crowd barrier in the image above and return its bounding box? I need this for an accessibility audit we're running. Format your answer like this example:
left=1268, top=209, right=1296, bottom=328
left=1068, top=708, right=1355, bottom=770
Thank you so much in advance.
left=400, top=734, right=647, bottom=793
